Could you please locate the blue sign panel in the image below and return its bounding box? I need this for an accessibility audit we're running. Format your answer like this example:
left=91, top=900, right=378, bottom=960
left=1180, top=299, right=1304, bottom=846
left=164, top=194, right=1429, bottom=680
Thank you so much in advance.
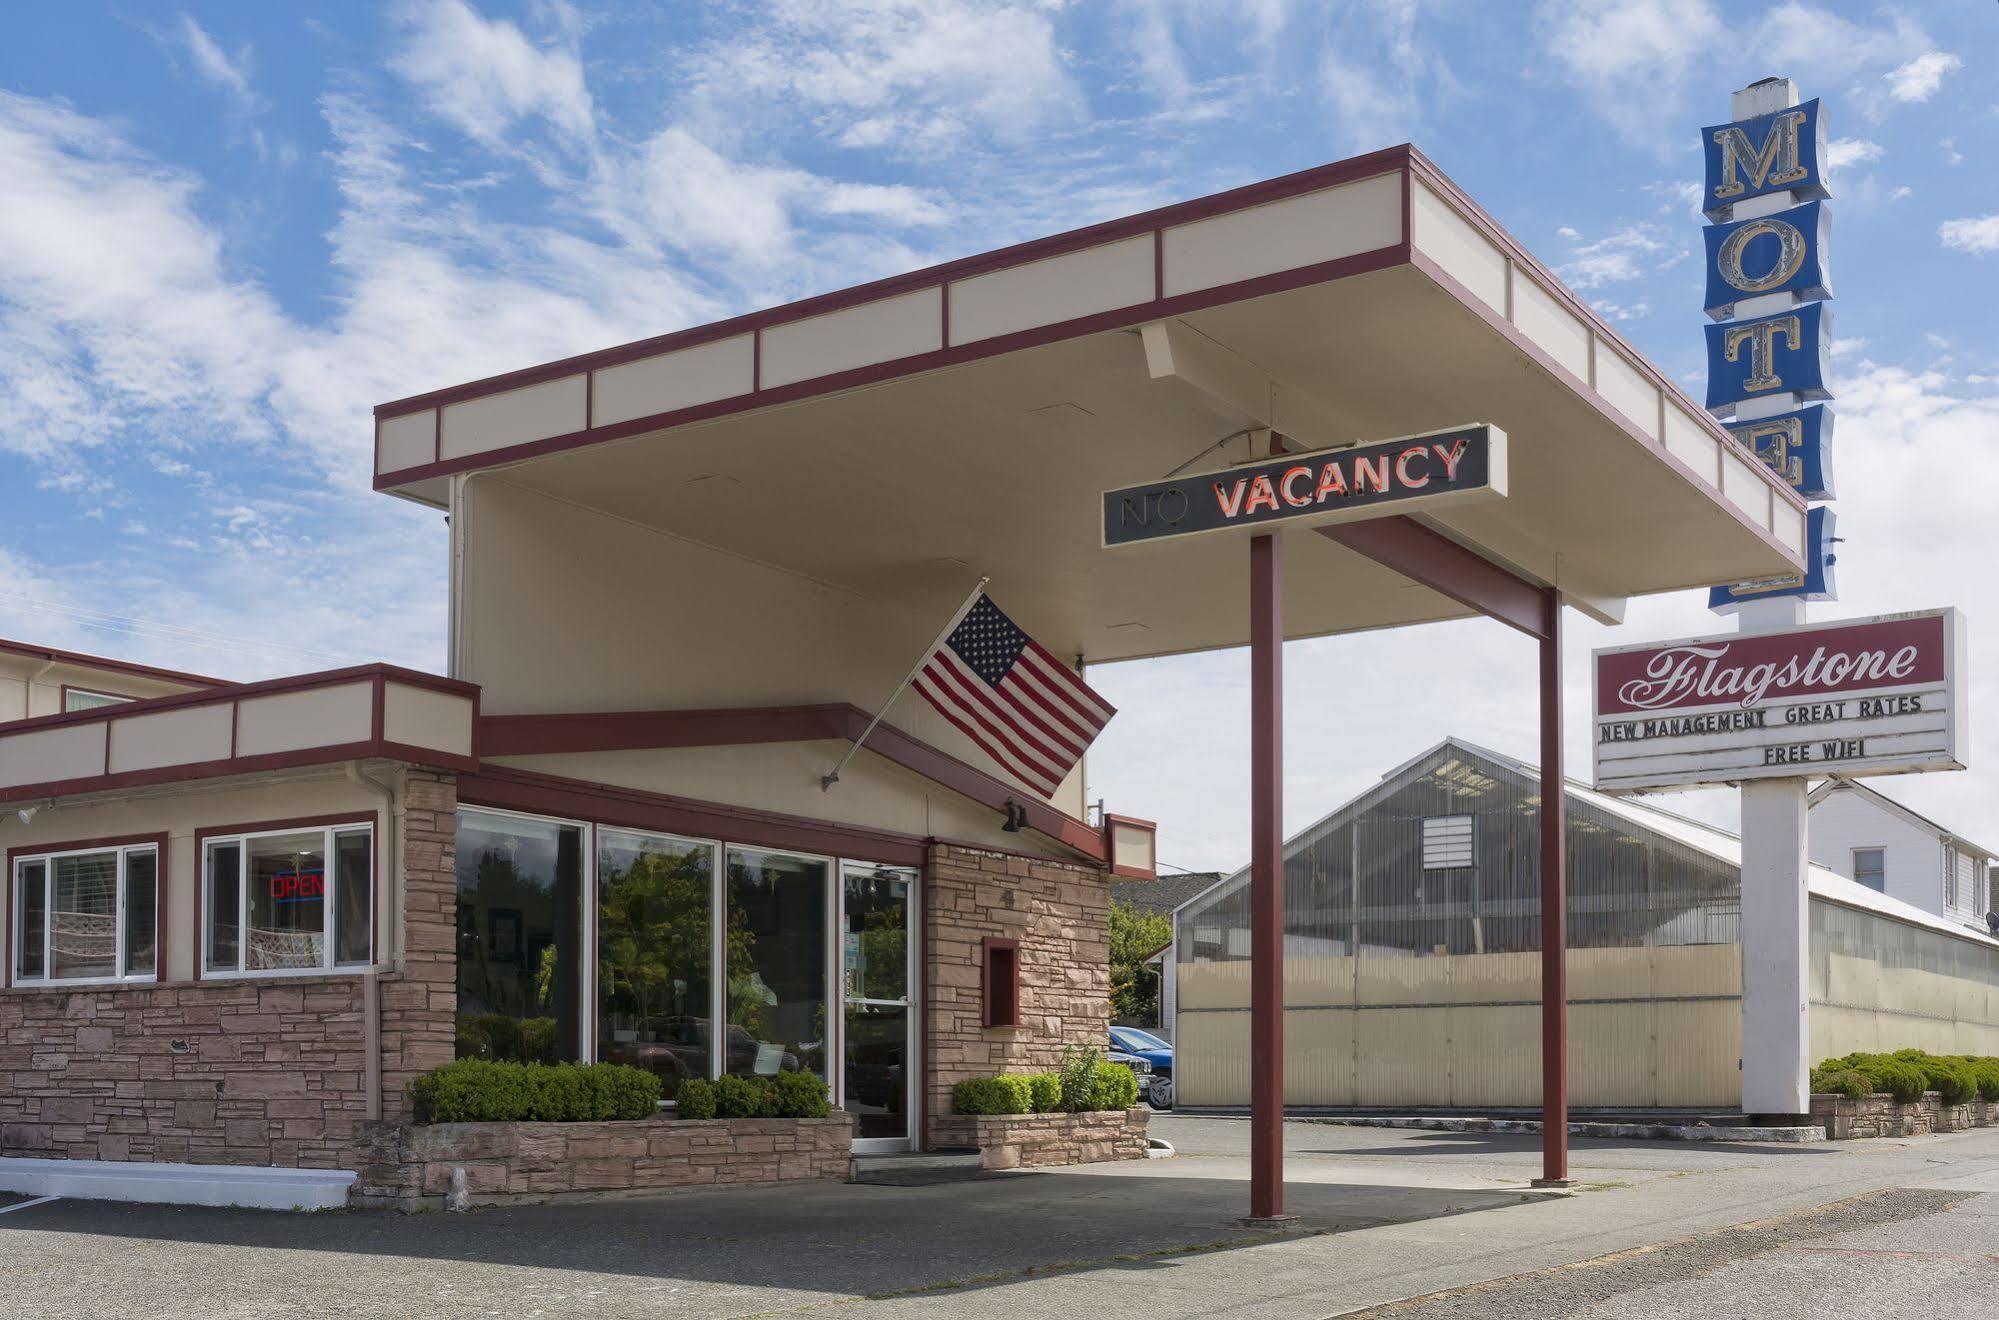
left=1726, top=404, right=1834, bottom=501
left=1709, top=505, right=1836, bottom=611
left=1702, top=98, right=1826, bottom=220
left=1703, top=200, right=1831, bottom=321
left=1704, top=301, right=1830, bottom=413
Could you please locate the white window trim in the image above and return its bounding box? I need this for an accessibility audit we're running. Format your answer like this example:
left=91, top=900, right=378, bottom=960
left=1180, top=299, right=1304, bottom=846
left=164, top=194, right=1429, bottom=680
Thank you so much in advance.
left=201, top=822, right=374, bottom=981
left=61, top=687, right=134, bottom=713
left=1850, top=845, right=1887, bottom=892
left=10, top=842, right=160, bottom=987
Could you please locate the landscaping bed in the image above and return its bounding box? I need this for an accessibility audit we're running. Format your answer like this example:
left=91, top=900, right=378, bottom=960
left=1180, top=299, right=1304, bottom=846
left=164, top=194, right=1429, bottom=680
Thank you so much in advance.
left=931, top=1108, right=1150, bottom=1169
left=1810, top=1049, right=1999, bottom=1140
left=355, top=1112, right=855, bottom=1209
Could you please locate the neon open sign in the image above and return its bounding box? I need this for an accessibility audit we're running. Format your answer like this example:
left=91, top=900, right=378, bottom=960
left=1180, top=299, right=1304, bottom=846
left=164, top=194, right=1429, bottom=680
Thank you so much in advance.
left=1101, top=424, right=1506, bottom=548
left=270, top=870, right=325, bottom=904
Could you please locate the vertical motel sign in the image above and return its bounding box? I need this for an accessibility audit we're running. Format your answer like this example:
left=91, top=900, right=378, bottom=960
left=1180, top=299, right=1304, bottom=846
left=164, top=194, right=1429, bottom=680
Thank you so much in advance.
left=1702, top=95, right=1838, bottom=611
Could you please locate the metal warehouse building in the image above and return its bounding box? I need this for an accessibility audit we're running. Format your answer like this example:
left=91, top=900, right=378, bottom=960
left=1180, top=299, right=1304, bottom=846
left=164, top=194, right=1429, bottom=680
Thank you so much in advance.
left=1167, top=740, right=1999, bottom=1110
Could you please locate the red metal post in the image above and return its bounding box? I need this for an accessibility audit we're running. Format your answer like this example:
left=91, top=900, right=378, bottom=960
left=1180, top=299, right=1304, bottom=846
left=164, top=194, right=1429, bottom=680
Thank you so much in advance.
left=1536, top=591, right=1571, bottom=1186
left=1249, top=531, right=1286, bottom=1220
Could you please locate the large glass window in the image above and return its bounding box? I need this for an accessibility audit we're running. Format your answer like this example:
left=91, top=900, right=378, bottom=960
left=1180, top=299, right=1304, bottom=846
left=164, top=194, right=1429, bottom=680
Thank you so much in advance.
left=203, top=823, right=372, bottom=977
left=12, top=844, right=158, bottom=984
left=726, top=848, right=828, bottom=1081
left=455, top=809, right=584, bottom=1063
left=596, top=827, right=715, bottom=1099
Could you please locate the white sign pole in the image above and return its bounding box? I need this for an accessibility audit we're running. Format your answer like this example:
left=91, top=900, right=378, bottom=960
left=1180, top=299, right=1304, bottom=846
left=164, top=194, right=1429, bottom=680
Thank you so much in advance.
left=1728, top=77, right=1812, bottom=1120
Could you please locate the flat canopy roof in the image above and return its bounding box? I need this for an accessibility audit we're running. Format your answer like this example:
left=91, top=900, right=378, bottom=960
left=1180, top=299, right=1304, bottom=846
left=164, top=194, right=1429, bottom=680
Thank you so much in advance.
left=373, top=145, right=1805, bottom=665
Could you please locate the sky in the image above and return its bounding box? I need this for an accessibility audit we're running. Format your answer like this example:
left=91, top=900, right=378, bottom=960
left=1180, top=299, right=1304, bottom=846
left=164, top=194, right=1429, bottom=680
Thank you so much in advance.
left=1, top=1, right=1995, bottom=873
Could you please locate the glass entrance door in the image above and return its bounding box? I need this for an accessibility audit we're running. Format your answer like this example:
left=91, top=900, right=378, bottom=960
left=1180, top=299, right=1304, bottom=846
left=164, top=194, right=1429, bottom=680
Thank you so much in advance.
left=841, top=863, right=916, bottom=1151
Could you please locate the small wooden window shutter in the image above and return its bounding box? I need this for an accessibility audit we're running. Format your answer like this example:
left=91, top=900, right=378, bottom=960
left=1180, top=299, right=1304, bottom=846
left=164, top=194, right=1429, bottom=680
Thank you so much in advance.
left=981, top=937, right=1021, bottom=1028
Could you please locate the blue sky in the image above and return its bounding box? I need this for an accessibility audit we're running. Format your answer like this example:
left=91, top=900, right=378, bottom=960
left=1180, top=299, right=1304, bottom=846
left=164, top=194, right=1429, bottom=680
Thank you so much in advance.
left=2, top=2, right=1995, bottom=868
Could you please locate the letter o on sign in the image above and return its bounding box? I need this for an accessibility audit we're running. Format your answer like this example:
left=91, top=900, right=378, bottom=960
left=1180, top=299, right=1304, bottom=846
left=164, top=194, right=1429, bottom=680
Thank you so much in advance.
left=1158, top=487, right=1188, bottom=523
left=1718, top=217, right=1807, bottom=295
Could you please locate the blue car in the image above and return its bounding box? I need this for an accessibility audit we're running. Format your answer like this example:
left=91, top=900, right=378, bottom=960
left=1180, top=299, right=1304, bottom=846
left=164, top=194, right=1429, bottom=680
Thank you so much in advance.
left=1109, top=1026, right=1174, bottom=1109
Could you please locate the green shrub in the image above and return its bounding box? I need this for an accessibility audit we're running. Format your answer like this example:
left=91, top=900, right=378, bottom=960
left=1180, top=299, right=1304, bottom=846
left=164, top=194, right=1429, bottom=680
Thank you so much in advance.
left=1916, top=1058, right=1977, bottom=1106
left=714, top=1074, right=777, bottom=1119
left=1057, top=1046, right=1102, bottom=1113
left=1967, top=1059, right=1999, bottom=1103
left=1869, top=1060, right=1929, bottom=1104
left=676, top=1078, right=718, bottom=1120
left=771, top=1070, right=832, bottom=1119
left=1091, top=1061, right=1141, bottom=1111
left=408, top=1060, right=659, bottom=1123
left=952, top=1074, right=1032, bottom=1115
left=1028, top=1072, right=1061, bottom=1113
left=1810, top=1069, right=1872, bottom=1100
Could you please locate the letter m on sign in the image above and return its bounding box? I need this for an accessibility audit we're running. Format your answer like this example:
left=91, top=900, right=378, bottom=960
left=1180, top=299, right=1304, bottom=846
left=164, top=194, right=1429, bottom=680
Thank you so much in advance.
left=1703, top=99, right=1825, bottom=220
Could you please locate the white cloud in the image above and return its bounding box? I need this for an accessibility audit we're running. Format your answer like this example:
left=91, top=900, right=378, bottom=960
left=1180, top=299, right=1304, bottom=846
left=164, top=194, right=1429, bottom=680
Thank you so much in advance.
left=1534, top=0, right=1722, bottom=143
left=390, top=0, right=595, bottom=148
left=1885, top=51, right=1962, bottom=103
left=1825, top=137, right=1881, bottom=172
left=1317, top=0, right=1458, bottom=153
left=173, top=14, right=259, bottom=113
left=1940, top=214, right=1999, bottom=255
left=1940, top=137, right=1964, bottom=167
left=681, top=0, right=1086, bottom=156
left=1555, top=222, right=1677, bottom=289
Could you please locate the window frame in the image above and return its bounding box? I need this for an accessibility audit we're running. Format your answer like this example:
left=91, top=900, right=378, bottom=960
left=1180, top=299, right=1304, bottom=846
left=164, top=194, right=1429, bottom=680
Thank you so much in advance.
left=197, top=815, right=376, bottom=981
left=1851, top=846, right=1887, bottom=894
left=60, top=685, right=135, bottom=713
left=1420, top=814, right=1476, bottom=871
left=8, top=835, right=165, bottom=988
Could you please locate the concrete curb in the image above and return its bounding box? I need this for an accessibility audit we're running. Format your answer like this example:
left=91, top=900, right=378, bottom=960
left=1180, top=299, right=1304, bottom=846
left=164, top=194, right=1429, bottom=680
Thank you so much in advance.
left=1304, top=1115, right=1826, bottom=1143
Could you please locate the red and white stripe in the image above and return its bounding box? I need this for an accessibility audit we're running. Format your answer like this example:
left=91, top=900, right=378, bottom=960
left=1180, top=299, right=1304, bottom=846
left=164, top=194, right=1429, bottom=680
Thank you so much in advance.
left=911, top=641, right=1114, bottom=800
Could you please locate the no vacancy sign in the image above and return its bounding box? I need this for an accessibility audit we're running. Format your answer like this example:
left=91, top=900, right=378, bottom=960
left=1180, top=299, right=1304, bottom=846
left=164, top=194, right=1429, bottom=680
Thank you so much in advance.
left=1102, top=423, right=1505, bottom=548
left=1593, top=609, right=1967, bottom=792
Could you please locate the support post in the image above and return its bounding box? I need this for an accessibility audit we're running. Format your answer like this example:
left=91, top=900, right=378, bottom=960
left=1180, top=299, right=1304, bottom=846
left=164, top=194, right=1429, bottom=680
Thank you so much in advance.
left=1535, top=591, right=1571, bottom=1187
left=1736, top=597, right=1811, bottom=1120
left=1247, top=531, right=1288, bottom=1223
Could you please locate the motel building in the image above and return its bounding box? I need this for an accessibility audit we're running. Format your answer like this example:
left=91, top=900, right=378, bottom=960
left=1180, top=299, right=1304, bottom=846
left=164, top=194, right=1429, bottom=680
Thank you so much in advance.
left=1164, top=740, right=1999, bottom=1110
left=0, top=145, right=1813, bottom=1212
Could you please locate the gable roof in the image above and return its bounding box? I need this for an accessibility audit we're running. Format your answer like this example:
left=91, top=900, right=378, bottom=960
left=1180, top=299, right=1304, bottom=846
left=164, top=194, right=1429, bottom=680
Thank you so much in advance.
left=1171, top=736, right=1999, bottom=950
left=1112, top=870, right=1225, bottom=918
left=1806, top=777, right=1997, bottom=862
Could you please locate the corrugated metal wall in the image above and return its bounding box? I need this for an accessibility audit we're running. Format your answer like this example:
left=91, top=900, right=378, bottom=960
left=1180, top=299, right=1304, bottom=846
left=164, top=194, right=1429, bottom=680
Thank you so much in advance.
left=1171, top=744, right=1999, bottom=1110
left=1175, top=746, right=1747, bottom=1109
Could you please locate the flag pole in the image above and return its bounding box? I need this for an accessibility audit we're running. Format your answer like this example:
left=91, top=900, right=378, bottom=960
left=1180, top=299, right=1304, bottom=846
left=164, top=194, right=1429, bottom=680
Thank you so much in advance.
left=822, top=576, right=990, bottom=791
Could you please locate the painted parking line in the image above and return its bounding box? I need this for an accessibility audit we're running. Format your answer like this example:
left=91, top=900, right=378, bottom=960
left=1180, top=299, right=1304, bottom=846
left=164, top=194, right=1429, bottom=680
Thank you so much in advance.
left=0, top=1196, right=59, bottom=1216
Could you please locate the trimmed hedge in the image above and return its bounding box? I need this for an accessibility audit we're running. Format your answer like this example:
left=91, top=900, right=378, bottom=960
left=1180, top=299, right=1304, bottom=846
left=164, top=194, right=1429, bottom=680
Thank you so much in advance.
left=1814, top=1049, right=1999, bottom=1106
left=408, top=1060, right=661, bottom=1124
left=676, top=1071, right=832, bottom=1120
left=952, top=1051, right=1144, bottom=1115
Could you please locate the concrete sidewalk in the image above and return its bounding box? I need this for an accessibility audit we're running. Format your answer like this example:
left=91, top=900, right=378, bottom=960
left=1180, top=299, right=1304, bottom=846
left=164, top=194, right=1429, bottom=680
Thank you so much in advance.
left=0, top=1116, right=1993, bottom=1318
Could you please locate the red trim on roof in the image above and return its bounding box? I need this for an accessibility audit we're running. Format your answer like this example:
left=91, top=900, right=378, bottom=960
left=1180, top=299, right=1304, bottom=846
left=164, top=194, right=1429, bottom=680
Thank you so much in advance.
left=0, top=636, right=228, bottom=690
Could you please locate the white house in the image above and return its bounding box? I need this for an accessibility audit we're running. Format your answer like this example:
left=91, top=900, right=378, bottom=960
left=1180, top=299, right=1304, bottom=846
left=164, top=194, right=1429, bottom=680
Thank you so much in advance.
left=1808, top=779, right=1995, bottom=935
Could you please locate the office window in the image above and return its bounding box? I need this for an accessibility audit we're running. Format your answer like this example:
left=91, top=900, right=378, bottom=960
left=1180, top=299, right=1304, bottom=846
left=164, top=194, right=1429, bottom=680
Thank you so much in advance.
left=62, top=688, right=132, bottom=712
left=596, top=827, right=714, bottom=1099
left=1421, top=815, right=1475, bottom=870
left=12, top=843, right=159, bottom=984
left=1945, top=848, right=1960, bottom=909
left=455, top=809, right=584, bottom=1063
left=203, top=823, right=373, bottom=977
left=1851, top=848, right=1885, bottom=893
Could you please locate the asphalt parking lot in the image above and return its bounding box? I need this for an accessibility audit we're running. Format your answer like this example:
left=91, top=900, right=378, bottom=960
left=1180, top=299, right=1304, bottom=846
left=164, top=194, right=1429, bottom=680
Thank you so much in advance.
left=0, top=1118, right=1993, bottom=1319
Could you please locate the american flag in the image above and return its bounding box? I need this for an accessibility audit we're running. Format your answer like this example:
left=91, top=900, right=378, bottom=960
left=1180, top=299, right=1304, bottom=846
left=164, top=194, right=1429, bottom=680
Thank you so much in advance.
left=911, top=594, right=1116, bottom=799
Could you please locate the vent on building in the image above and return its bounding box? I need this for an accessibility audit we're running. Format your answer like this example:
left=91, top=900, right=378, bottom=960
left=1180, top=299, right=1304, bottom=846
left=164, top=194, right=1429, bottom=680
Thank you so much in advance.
left=1421, top=815, right=1475, bottom=870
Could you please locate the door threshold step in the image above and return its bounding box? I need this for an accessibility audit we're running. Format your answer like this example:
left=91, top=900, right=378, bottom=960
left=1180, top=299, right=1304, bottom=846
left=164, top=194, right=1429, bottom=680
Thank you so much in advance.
left=852, top=1150, right=999, bottom=1185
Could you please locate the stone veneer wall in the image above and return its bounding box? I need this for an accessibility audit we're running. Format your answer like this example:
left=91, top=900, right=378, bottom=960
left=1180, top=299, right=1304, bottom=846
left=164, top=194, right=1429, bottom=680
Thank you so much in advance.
left=1810, top=1091, right=1999, bottom=1139
left=930, top=1108, right=1149, bottom=1170
left=0, top=977, right=370, bottom=1168
left=923, top=843, right=1111, bottom=1147
left=376, top=769, right=458, bottom=1123
left=0, top=767, right=459, bottom=1169
left=355, top=1114, right=855, bottom=1209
